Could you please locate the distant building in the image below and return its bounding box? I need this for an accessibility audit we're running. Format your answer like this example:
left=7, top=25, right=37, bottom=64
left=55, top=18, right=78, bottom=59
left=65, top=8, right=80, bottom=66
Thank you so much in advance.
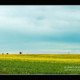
left=68, top=52, right=70, bottom=54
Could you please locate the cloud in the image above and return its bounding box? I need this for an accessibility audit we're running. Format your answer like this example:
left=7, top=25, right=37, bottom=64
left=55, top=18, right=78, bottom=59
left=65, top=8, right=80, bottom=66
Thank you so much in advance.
left=0, top=41, right=80, bottom=54
left=0, top=5, right=80, bottom=35
left=0, top=5, right=80, bottom=53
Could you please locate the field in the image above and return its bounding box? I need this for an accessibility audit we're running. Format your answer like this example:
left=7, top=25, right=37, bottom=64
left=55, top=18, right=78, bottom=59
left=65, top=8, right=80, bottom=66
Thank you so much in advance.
left=0, top=54, right=80, bottom=74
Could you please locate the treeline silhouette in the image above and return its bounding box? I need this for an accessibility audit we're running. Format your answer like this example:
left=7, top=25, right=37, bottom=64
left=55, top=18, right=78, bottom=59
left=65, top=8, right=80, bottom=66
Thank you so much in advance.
left=2, top=52, right=22, bottom=55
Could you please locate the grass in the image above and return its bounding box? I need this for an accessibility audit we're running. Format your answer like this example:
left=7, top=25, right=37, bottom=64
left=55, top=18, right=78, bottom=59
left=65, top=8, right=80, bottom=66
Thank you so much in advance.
left=0, top=54, right=80, bottom=74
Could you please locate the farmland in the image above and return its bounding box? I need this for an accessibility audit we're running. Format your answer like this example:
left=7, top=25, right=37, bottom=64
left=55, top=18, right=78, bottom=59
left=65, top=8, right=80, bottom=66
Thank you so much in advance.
left=0, top=54, right=80, bottom=74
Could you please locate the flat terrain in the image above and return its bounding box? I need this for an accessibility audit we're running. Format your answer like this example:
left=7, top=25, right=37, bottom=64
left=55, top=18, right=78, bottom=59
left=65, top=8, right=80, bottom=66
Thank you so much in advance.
left=0, top=54, right=80, bottom=74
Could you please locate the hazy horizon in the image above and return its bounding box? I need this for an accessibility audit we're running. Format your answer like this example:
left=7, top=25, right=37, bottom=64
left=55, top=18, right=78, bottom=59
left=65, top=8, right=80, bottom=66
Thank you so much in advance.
left=0, top=5, right=80, bottom=54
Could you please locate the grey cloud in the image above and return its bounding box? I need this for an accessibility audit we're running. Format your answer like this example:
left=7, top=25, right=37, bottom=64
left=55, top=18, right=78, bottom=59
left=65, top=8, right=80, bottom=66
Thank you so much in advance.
left=0, top=6, right=80, bottom=39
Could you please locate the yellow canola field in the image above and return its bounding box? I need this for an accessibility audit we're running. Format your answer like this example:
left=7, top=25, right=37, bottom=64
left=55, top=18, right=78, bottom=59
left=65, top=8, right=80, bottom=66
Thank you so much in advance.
left=0, top=54, right=80, bottom=63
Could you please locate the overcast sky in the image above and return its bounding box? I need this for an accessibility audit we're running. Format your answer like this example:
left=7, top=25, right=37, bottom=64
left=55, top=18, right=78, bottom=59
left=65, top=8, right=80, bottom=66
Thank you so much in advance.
left=0, top=5, right=80, bottom=54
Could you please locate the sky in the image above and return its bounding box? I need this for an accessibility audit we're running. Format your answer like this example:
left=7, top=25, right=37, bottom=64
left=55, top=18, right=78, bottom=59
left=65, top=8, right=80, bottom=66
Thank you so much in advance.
left=0, top=5, right=80, bottom=54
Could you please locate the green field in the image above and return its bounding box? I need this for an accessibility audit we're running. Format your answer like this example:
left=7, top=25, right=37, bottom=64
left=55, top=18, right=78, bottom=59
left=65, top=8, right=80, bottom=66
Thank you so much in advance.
left=0, top=54, right=80, bottom=74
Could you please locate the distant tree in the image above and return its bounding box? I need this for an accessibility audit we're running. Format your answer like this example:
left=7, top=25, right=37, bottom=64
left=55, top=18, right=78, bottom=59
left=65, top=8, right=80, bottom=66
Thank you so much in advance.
left=20, top=52, right=22, bottom=54
left=2, top=53, right=4, bottom=55
left=7, top=53, right=8, bottom=55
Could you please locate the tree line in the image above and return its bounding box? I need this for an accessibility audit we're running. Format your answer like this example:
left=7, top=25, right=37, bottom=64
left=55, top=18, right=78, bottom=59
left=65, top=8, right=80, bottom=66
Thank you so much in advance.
left=2, top=52, right=22, bottom=55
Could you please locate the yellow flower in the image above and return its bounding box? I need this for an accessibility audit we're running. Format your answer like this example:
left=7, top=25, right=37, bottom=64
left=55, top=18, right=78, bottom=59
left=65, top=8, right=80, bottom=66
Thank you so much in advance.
left=0, top=54, right=80, bottom=63
left=3, top=68, right=6, bottom=71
